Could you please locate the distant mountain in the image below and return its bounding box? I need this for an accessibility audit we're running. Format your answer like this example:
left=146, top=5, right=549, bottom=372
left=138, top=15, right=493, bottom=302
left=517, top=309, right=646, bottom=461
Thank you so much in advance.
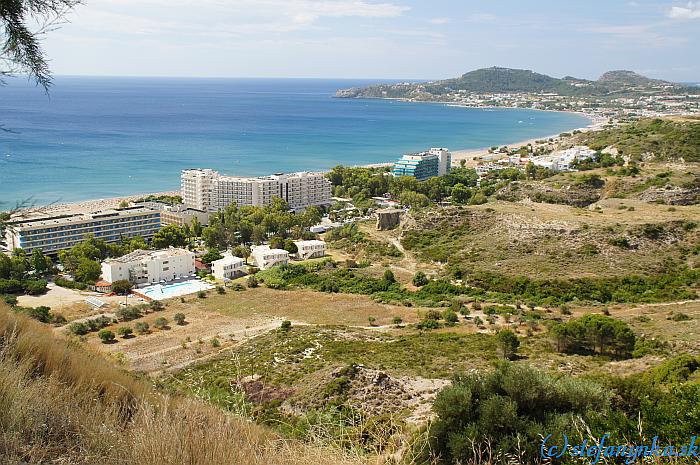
left=440, top=67, right=571, bottom=94
left=597, top=70, right=668, bottom=86
left=336, top=66, right=697, bottom=99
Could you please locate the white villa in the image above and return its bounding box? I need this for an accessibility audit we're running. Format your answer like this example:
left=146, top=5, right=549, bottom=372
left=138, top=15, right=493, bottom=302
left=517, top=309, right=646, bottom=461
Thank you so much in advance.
left=250, top=245, right=289, bottom=270
left=101, top=247, right=195, bottom=285
left=293, top=240, right=326, bottom=260
left=531, top=146, right=597, bottom=172
left=211, top=253, right=246, bottom=280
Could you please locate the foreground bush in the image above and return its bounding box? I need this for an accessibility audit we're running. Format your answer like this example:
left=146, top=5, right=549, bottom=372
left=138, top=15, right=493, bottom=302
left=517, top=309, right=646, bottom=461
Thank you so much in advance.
left=428, top=363, right=609, bottom=464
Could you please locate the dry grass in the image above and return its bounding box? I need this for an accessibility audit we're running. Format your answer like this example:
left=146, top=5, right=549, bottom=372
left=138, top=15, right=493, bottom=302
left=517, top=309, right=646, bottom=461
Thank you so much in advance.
left=0, top=303, right=362, bottom=465
left=171, top=287, right=421, bottom=327
left=401, top=200, right=699, bottom=279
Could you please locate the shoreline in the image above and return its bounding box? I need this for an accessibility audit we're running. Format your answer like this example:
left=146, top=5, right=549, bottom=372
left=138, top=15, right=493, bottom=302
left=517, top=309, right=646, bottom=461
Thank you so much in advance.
left=23, top=191, right=181, bottom=216
left=11, top=106, right=602, bottom=215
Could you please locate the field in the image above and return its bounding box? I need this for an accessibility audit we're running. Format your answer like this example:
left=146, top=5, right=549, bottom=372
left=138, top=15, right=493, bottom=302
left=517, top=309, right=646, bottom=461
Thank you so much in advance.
left=79, top=287, right=423, bottom=373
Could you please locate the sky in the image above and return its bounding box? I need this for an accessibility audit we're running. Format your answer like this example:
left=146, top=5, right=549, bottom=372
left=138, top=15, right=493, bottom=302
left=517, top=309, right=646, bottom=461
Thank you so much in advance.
left=41, top=0, right=700, bottom=81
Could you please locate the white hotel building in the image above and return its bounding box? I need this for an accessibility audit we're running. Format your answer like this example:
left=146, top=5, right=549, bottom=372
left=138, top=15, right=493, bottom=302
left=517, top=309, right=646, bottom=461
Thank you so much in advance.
left=211, top=252, right=246, bottom=280
left=250, top=245, right=289, bottom=270
left=3, top=207, right=161, bottom=255
left=101, top=247, right=195, bottom=285
left=181, top=169, right=332, bottom=212
left=293, top=240, right=326, bottom=260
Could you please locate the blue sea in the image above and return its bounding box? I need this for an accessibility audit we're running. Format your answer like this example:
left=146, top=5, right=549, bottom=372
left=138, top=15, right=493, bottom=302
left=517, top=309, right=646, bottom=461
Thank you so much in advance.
left=0, top=77, right=590, bottom=207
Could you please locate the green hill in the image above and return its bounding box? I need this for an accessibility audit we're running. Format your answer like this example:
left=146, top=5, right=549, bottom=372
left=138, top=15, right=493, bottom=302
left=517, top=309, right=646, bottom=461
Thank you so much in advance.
left=432, top=66, right=583, bottom=94
left=336, top=66, right=697, bottom=99
left=577, top=117, right=700, bottom=162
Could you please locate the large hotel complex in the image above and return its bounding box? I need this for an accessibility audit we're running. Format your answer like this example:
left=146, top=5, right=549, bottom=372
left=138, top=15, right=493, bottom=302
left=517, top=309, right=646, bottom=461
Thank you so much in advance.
left=181, top=169, right=333, bottom=211
left=3, top=151, right=448, bottom=255
left=3, top=207, right=161, bottom=255
left=3, top=169, right=333, bottom=255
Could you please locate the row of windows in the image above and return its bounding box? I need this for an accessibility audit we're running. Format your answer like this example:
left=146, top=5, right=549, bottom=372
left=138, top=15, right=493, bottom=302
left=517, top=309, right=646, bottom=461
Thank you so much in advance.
left=21, top=226, right=159, bottom=248
left=21, top=220, right=160, bottom=242
left=22, top=214, right=159, bottom=233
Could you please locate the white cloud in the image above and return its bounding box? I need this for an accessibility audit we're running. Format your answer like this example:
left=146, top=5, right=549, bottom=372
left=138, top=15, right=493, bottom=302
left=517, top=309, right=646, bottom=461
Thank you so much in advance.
left=585, top=23, right=689, bottom=48
left=61, top=0, right=410, bottom=39
left=429, top=17, right=450, bottom=25
left=467, top=13, right=497, bottom=23
left=668, top=1, right=700, bottom=19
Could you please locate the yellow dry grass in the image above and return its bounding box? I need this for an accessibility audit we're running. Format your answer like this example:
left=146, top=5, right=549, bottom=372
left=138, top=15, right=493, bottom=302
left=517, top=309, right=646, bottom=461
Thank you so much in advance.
left=0, top=303, right=363, bottom=465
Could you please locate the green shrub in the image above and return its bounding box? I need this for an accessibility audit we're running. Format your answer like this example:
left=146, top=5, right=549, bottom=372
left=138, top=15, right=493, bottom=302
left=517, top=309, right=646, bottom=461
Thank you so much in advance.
left=134, top=322, right=149, bottom=334
left=173, top=313, right=186, bottom=325
left=412, top=271, right=429, bottom=287
left=154, top=317, right=169, bottom=329
left=496, top=329, right=520, bottom=360
left=23, top=279, right=48, bottom=295
left=417, top=318, right=439, bottom=330
left=280, top=320, right=292, bottom=331
left=116, top=306, right=141, bottom=322
left=442, top=309, right=459, bottom=326
left=54, top=277, right=88, bottom=290
left=1, top=294, right=18, bottom=306
left=551, top=314, right=635, bottom=358
left=428, top=363, right=608, bottom=464
left=97, top=329, right=115, bottom=343
left=117, top=326, right=133, bottom=338
left=608, top=236, right=631, bottom=248
left=18, top=306, right=51, bottom=323
left=111, top=280, right=133, bottom=295
left=68, top=321, right=89, bottom=336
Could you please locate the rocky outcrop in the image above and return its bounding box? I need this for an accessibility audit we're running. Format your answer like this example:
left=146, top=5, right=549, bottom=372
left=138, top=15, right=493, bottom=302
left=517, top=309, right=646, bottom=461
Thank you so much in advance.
left=496, top=181, right=602, bottom=207
left=376, top=208, right=402, bottom=230
left=639, top=187, right=700, bottom=205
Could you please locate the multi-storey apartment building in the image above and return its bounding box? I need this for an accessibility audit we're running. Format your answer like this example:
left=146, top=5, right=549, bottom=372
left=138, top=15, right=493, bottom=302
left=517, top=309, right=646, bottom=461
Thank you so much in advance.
left=101, top=247, right=195, bottom=284
left=392, top=148, right=451, bottom=181
left=430, top=147, right=452, bottom=176
left=137, top=201, right=211, bottom=227
left=293, top=240, right=326, bottom=260
left=181, top=169, right=217, bottom=211
left=3, top=207, right=161, bottom=255
left=271, top=172, right=333, bottom=210
left=181, top=169, right=332, bottom=212
left=211, top=252, right=246, bottom=280
left=250, top=245, right=289, bottom=270
left=212, top=176, right=278, bottom=210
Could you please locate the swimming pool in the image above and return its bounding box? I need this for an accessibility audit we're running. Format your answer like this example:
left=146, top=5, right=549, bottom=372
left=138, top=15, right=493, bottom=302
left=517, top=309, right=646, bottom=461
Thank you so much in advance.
left=139, top=279, right=215, bottom=301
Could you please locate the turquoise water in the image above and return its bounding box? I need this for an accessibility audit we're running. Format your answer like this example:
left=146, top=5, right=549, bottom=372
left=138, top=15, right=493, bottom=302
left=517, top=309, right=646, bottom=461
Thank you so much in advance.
left=0, top=77, right=591, bottom=207
left=141, top=280, right=213, bottom=300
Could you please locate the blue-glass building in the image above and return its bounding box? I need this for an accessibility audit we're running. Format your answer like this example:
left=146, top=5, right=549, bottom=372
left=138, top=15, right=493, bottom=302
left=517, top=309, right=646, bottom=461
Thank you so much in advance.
left=392, top=148, right=451, bottom=181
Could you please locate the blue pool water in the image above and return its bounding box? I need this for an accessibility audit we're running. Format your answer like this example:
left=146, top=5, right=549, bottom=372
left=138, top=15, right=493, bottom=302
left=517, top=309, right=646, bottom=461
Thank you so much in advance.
left=140, top=280, right=213, bottom=301
left=0, top=77, right=591, bottom=207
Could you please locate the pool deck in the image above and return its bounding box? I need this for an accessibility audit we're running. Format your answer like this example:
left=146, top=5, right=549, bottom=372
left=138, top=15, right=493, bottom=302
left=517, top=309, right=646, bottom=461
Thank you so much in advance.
left=132, top=277, right=215, bottom=301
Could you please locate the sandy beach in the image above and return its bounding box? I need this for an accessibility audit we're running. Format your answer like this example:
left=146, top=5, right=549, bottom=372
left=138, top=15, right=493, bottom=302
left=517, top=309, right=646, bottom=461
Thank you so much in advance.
left=24, top=191, right=181, bottom=216
left=449, top=112, right=607, bottom=167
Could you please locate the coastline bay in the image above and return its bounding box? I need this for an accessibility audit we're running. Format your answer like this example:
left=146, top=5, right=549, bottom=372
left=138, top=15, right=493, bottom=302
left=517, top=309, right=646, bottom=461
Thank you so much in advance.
left=0, top=77, right=590, bottom=207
